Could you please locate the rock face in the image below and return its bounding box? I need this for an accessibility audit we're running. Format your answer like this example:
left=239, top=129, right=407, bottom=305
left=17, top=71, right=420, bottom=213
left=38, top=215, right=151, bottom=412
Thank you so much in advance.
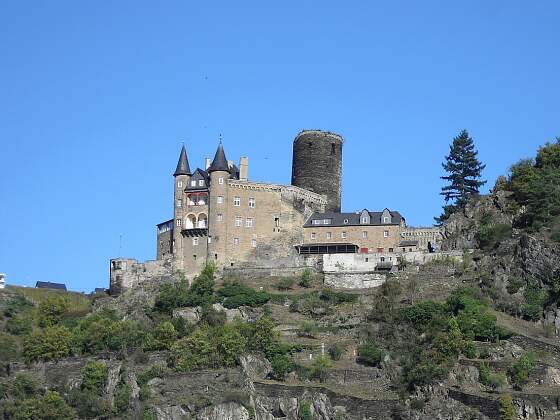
left=196, top=402, right=250, bottom=420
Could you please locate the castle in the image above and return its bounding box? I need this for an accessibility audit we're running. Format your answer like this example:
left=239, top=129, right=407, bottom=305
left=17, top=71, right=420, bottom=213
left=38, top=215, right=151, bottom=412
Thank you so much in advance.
left=110, top=130, right=443, bottom=294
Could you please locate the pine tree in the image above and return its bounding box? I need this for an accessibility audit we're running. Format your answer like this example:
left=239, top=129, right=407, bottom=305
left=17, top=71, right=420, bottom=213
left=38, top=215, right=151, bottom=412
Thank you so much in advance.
left=436, top=130, right=486, bottom=223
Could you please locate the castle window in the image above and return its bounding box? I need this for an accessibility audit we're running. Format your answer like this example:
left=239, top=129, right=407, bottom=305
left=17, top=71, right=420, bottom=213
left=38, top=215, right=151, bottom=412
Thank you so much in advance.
left=177, top=199, right=182, bottom=208
left=193, top=238, right=199, bottom=246
left=326, top=232, right=332, bottom=239
left=361, top=217, right=368, bottom=224
left=217, top=213, right=223, bottom=222
left=176, top=219, right=182, bottom=227
left=381, top=257, right=385, bottom=262
left=384, top=230, right=389, bottom=238
left=235, top=216, right=242, bottom=227
left=331, top=143, right=336, bottom=155
left=274, top=217, right=280, bottom=227
left=218, top=177, right=224, bottom=185
left=312, top=220, right=321, bottom=225
left=248, top=197, right=255, bottom=208
left=193, top=255, right=197, bottom=260
left=198, top=180, right=204, bottom=186
left=245, top=218, right=253, bottom=228
left=251, top=239, right=257, bottom=248
left=234, top=196, right=241, bottom=206
left=311, top=232, right=316, bottom=240
left=191, top=180, right=196, bottom=186
left=362, top=231, right=368, bottom=238
left=341, top=232, right=347, bottom=239
left=177, top=181, right=183, bottom=188
left=383, top=216, right=390, bottom=223
left=233, top=237, right=240, bottom=246
left=344, top=219, right=349, bottom=224
left=389, top=248, right=394, bottom=252
left=217, top=196, right=223, bottom=204
left=323, top=219, right=331, bottom=225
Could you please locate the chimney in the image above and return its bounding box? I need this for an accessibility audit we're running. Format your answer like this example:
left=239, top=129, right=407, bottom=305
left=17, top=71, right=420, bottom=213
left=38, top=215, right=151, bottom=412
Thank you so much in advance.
left=227, top=160, right=233, bottom=169
left=205, top=158, right=211, bottom=170
left=239, top=157, right=249, bottom=181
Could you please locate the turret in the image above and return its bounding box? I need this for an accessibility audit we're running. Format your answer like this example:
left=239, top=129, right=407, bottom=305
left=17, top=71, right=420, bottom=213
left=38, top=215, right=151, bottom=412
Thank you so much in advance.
left=172, top=145, right=192, bottom=269
left=207, top=142, right=230, bottom=265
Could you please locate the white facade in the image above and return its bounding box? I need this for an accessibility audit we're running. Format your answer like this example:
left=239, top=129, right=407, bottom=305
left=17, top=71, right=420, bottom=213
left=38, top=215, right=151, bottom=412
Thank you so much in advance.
left=0, top=273, right=5, bottom=289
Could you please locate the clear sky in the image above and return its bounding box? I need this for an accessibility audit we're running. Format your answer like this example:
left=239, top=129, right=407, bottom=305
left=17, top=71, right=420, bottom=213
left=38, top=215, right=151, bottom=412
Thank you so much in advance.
left=1, top=1, right=558, bottom=291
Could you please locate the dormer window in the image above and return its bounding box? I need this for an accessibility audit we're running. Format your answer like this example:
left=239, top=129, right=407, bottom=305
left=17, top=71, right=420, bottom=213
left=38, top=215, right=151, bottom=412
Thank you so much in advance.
left=191, top=180, right=196, bottom=187
left=198, top=180, right=204, bottom=186
left=361, top=217, right=368, bottom=224
left=383, top=217, right=390, bottom=223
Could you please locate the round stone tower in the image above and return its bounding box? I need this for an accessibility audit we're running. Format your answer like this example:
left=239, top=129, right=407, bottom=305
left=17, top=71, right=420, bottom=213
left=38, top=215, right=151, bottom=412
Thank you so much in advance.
left=291, top=130, right=343, bottom=213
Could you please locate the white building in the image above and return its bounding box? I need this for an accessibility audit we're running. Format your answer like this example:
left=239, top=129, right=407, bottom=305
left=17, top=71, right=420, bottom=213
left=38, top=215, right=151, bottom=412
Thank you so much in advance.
left=0, top=274, right=5, bottom=289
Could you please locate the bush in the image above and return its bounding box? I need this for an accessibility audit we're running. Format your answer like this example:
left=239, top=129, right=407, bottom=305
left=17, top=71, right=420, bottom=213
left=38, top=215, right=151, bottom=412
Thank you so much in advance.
left=298, top=321, right=319, bottom=338
left=23, top=325, right=72, bottom=363
left=327, top=343, right=346, bottom=361
left=199, top=304, right=227, bottom=327
left=521, top=282, right=548, bottom=321
left=319, top=288, right=358, bottom=305
left=510, top=352, right=536, bottom=389
left=12, top=373, right=41, bottom=399
left=270, top=354, right=293, bottom=381
left=299, top=269, right=312, bottom=288
left=114, top=382, right=131, bottom=414
left=400, top=301, right=447, bottom=332
left=218, top=281, right=270, bottom=308
left=477, top=220, right=512, bottom=250
left=216, top=324, right=247, bottom=367
left=311, top=355, right=331, bottom=382
left=38, top=294, right=70, bottom=327
left=499, top=393, right=515, bottom=420
left=478, top=362, right=505, bottom=390
left=298, top=400, right=313, bottom=420
left=357, top=341, right=382, bottom=367
left=0, top=333, right=18, bottom=362
left=81, top=361, right=108, bottom=394
left=171, top=327, right=214, bottom=372
left=276, top=277, right=295, bottom=291
left=463, top=340, right=477, bottom=359
left=144, top=321, right=178, bottom=351
left=12, top=390, right=75, bottom=420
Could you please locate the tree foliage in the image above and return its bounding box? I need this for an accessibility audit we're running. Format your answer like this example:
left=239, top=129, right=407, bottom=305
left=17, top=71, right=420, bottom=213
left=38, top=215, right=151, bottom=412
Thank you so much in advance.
left=437, top=129, right=486, bottom=223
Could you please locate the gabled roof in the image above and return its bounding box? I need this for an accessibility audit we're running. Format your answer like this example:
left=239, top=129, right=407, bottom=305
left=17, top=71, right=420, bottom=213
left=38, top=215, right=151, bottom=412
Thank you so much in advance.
left=185, top=168, right=210, bottom=190
left=208, top=142, right=229, bottom=173
left=173, top=145, right=192, bottom=176
left=36, top=281, right=67, bottom=291
left=304, top=209, right=404, bottom=227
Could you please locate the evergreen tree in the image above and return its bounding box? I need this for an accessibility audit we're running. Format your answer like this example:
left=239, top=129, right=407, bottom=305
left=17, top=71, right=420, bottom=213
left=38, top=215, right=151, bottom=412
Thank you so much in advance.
left=436, top=130, right=486, bottom=223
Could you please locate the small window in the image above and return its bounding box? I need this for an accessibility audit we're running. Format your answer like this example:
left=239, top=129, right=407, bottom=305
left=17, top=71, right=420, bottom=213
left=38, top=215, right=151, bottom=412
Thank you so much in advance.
left=193, top=237, right=199, bottom=246
left=218, top=177, right=224, bottom=185
left=341, top=231, right=347, bottom=239
left=361, top=217, right=368, bottom=224
left=233, top=237, right=240, bottom=246
left=362, top=231, right=368, bottom=238
left=344, top=219, right=349, bottom=224
left=191, top=180, right=196, bottom=186
left=251, top=239, right=257, bottom=248
left=193, top=254, right=197, bottom=260
left=235, top=216, right=242, bottom=227
left=389, top=248, right=394, bottom=252
left=323, top=219, right=331, bottom=225
left=274, top=217, right=280, bottom=227
left=177, top=181, right=183, bottom=188
left=217, top=196, right=223, bottom=204
left=326, top=232, right=332, bottom=239
left=233, top=196, right=241, bottom=206
left=381, top=257, right=385, bottom=262
left=365, top=258, right=369, bottom=262
left=177, top=199, right=182, bottom=208
left=248, top=197, right=255, bottom=208
left=311, top=232, right=316, bottom=240
left=214, top=253, right=218, bottom=260
left=384, top=230, right=389, bottom=238
left=312, top=220, right=321, bottom=225
left=199, top=180, right=204, bottom=186
left=245, top=218, right=253, bottom=228
left=331, top=142, right=336, bottom=155
left=383, top=216, right=390, bottom=223
left=217, top=213, right=223, bottom=222
left=176, top=219, right=182, bottom=227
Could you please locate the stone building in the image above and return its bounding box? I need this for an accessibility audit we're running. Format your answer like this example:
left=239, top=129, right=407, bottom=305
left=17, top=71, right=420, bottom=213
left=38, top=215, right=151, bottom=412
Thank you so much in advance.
left=156, top=140, right=327, bottom=275
left=299, top=208, right=406, bottom=255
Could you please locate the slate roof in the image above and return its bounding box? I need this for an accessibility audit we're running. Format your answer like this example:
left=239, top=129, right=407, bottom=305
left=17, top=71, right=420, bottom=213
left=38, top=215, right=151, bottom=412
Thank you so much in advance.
left=173, top=145, right=191, bottom=176
left=304, top=209, right=404, bottom=227
left=35, top=281, right=67, bottom=291
left=208, top=142, right=229, bottom=173
left=185, top=168, right=210, bottom=190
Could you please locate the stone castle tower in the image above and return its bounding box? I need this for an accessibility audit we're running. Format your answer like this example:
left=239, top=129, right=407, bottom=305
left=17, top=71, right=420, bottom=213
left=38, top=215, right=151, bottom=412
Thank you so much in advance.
left=291, top=130, right=343, bottom=213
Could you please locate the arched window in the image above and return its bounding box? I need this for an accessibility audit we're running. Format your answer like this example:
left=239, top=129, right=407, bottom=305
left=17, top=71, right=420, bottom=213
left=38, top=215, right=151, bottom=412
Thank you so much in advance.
left=185, top=214, right=196, bottom=229
left=197, top=213, right=208, bottom=228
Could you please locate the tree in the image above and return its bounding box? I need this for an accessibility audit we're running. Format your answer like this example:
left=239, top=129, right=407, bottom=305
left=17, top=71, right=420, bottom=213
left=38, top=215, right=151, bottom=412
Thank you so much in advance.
left=436, top=130, right=486, bottom=223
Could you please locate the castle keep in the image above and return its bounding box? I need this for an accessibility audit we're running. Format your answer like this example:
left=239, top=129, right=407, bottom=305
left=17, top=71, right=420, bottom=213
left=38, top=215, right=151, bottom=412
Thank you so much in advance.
left=110, top=130, right=442, bottom=294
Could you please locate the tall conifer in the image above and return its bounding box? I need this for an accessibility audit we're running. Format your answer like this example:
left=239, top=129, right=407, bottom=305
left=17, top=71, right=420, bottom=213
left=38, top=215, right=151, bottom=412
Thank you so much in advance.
left=436, top=130, right=486, bottom=223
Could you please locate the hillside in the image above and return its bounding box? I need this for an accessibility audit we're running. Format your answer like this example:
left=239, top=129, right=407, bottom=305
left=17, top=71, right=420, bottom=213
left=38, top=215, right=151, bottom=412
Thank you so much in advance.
left=1, top=140, right=560, bottom=420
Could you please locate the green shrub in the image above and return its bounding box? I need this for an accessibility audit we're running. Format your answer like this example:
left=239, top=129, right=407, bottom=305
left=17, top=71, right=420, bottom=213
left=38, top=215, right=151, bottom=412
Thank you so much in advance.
left=299, top=269, right=313, bottom=288
left=216, top=324, right=247, bottom=367
left=276, top=277, right=295, bottom=291
left=114, top=382, right=131, bottom=414
left=270, top=354, right=293, bottom=381
left=0, top=333, right=18, bottom=362
left=23, top=325, right=72, bottom=363
left=81, top=361, right=108, bottom=394
left=311, top=355, right=331, bottom=382
left=400, top=301, right=447, bottom=332
left=506, top=278, right=524, bottom=295
left=499, top=393, right=515, bottom=420
left=510, top=352, right=536, bottom=389
left=298, top=321, right=319, bottom=338
left=12, top=390, right=74, bottom=420
left=171, top=327, right=213, bottom=372
left=137, top=362, right=169, bottom=386
left=38, top=294, right=70, bottom=327
left=477, top=220, right=512, bottom=250
left=327, top=343, right=346, bottom=361
left=298, top=400, right=313, bottom=420
left=319, top=289, right=357, bottom=305
left=218, top=281, right=270, bottom=308
left=521, top=282, right=548, bottom=321
left=199, top=304, right=226, bottom=327
left=12, top=373, right=41, bottom=399
left=478, top=362, right=505, bottom=390
left=144, top=321, right=178, bottom=351
left=463, top=341, right=477, bottom=359
left=357, top=341, right=382, bottom=367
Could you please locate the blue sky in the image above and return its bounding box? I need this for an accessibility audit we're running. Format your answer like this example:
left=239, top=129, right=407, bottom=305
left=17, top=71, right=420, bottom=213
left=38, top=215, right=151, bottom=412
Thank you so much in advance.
left=1, top=1, right=558, bottom=291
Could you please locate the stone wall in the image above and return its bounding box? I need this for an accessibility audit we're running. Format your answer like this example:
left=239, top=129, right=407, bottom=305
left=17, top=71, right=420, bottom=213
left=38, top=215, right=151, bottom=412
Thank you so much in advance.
left=324, top=272, right=386, bottom=289
left=223, top=266, right=316, bottom=282
left=109, top=258, right=173, bottom=295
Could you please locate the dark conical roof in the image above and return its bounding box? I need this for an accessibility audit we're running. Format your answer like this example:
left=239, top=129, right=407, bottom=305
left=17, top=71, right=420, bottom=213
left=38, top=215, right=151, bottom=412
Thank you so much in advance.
left=208, top=142, right=230, bottom=173
left=173, top=145, right=191, bottom=176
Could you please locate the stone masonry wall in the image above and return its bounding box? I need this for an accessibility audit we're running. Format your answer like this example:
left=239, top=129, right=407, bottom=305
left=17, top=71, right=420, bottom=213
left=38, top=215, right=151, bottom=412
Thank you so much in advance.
left=109, top=258, right=173, bottom=295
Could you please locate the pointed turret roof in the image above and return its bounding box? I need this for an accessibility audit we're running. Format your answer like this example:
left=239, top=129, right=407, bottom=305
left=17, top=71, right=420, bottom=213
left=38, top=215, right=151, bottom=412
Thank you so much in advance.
left=208, top=142, right=230, bottom=173
left=173, top=145, right=191, bottom=176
